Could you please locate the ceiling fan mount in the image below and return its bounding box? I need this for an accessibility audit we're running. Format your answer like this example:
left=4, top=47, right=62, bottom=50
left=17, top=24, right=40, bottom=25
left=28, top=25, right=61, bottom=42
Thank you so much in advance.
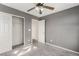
left=36, top=3, right=44, bottom=7
left=27, top=3, right=54, bottom=14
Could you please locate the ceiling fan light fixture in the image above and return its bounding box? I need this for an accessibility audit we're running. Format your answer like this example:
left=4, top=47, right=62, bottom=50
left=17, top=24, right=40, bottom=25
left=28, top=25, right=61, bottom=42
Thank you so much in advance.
left=36, top=7, right=43, bottom=11
left=40, top=8, right=43, bottom=11
left=35, top=7, right=39, bottom=11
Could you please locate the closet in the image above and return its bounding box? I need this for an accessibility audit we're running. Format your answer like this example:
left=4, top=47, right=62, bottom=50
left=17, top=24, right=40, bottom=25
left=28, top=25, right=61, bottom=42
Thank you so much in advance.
left=0, top=12, right=25, bottom=53
left=0, top=13, right=12, bottom=53
left=12, top=16, right=24, bottom=48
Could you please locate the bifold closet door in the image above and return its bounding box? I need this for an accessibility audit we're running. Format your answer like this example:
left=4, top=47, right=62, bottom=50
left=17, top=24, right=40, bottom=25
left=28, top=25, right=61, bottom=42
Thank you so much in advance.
left=12, top=16, right=23, bottom=46
left=0, top=13, right=12, bottom=53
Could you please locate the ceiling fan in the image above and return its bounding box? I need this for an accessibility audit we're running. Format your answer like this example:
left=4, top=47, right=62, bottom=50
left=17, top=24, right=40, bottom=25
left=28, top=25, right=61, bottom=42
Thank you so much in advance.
left=27, top=3, right=54, bottom=14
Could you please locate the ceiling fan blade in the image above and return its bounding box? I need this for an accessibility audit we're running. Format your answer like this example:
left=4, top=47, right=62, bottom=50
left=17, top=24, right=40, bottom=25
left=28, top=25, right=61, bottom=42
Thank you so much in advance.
left=39, top=9, right=42, bottom=14
left=27, top=7, right=35, bottom=12
left=43, top=5, right=54, bottom=10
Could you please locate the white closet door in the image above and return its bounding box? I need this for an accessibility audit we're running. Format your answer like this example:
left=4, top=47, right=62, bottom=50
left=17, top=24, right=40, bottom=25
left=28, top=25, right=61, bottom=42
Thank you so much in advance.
left=12, top=16, right=23, bottom=46
left=38, top=20, right=45, bottom=43
left=0, top=13, right=12, bottom=53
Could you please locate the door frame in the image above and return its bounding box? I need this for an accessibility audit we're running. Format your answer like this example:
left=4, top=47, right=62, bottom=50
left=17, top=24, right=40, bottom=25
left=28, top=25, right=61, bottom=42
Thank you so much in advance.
left=12, top=15, right=25, bottom=47
left=31, top=19, right=45, bottom=44
left=0, top=12, right=25, bottom=48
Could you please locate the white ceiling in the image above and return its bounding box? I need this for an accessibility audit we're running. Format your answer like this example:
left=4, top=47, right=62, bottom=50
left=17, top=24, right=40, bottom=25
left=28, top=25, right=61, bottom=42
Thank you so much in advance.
left=2, top=3, right=79, bottom=17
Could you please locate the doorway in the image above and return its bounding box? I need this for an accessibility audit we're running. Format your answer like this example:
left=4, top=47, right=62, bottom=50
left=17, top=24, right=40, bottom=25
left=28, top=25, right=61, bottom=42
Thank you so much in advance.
left=38, top=20, right=45, bottom=43
left=32, top=19, right=45, bottom=44
left=12, top=16, right=24, bottom=49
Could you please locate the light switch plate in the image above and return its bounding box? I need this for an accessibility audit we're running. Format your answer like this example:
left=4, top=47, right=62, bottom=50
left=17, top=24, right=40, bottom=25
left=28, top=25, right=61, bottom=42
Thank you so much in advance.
left=28, top=29, right=31, bottom=31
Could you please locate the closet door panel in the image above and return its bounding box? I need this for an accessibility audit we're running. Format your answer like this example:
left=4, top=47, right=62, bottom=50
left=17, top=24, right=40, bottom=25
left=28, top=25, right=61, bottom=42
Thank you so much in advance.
left=12, top=16, right=23, bottom=46
left=0, top=13, right=12, bottom=53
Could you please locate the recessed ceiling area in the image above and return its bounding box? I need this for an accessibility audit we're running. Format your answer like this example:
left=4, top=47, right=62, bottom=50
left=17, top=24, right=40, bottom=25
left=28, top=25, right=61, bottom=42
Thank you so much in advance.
left=2, top=3, right=79, bottom=17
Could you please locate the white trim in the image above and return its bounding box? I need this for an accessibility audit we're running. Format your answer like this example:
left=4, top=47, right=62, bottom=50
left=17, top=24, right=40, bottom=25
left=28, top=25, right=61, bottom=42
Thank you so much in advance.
left=24, top=17, right=26, bottom=46
left=46, top=43, right=79, bottom=54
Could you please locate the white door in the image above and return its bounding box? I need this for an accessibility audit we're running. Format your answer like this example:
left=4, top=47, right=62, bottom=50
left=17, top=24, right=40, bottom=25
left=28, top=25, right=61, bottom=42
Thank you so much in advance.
left=32, top=19, right=45, bottom=43
left=12, top=16, right=23, bottom=46
left=38, top=20, right=45, bottom=43
left=0, top=13, right=12, bottom=53
left=32, top=19, right=39, bottom=41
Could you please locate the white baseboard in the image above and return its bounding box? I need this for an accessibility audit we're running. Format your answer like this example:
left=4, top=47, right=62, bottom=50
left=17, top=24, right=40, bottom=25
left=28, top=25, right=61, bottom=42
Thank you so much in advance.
left=46, top=43, right=79, bottom=54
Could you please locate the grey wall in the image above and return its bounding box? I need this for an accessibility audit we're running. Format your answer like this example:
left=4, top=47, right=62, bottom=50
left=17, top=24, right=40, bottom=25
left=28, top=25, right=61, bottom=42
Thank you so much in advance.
left=0, top=4, right=38, bottom=45
left=41, top=5, right=79, bottom=52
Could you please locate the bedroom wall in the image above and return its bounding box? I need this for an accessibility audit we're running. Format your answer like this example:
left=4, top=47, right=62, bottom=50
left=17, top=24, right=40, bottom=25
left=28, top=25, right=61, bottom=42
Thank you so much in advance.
left=41, top=5, right=79, bottom=52
left=0, top=4, right=38, bottom=45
